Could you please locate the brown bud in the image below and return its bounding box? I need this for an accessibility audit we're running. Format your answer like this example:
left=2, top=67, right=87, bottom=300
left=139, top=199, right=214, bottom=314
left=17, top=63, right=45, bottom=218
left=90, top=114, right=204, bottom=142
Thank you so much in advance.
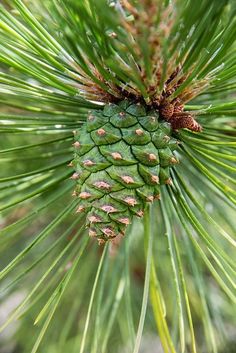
left=160, top=103, right=174, bottom=120
left=174, top=105, right=184, bottom=114
left=169, top=114, right=202, bottom=132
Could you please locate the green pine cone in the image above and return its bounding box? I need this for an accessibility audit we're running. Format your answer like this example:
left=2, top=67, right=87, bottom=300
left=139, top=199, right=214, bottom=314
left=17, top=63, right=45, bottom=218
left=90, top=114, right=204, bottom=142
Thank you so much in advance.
left=72, top=100, right=179, bottom=242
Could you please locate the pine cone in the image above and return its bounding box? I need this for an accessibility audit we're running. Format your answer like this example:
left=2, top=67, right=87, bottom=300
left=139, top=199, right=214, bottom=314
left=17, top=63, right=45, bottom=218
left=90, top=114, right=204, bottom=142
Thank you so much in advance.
left=72, top=100, right=179, bottom=242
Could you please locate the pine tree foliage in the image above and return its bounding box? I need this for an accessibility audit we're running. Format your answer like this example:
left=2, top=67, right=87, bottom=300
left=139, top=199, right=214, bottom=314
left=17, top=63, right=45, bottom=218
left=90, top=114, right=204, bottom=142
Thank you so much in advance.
left=0, top=1, right=235, bottom=352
